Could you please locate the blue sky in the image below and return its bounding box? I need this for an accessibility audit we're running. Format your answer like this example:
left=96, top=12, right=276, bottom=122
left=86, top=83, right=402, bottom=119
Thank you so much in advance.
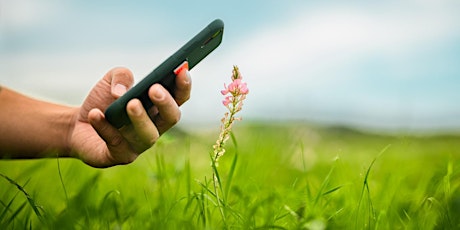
left=1, top=0, right=460, bottom=132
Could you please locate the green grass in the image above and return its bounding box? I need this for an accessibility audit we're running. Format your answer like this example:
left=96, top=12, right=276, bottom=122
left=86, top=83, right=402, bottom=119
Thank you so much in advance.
left=1, top=122, right=460, bottom=229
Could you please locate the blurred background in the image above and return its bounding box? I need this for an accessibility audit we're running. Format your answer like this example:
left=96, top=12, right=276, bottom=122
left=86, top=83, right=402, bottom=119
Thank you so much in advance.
left=1, top=0, right=460, bottom=133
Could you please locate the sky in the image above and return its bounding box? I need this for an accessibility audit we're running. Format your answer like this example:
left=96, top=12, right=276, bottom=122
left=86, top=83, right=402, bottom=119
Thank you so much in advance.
left=1, top=0, right=460, bottom=132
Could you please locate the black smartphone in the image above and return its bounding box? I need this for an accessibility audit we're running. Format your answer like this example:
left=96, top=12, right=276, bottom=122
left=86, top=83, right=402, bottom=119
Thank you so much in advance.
left=105, top=19, right=224, bottom=128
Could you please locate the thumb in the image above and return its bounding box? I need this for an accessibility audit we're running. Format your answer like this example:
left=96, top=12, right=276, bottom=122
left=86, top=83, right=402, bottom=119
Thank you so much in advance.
left=109, top=67, right=134, bottom=98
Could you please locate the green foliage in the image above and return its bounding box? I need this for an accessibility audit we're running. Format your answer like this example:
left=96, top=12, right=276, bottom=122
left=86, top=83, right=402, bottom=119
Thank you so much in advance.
left=1, top=123, right=460, bottom=229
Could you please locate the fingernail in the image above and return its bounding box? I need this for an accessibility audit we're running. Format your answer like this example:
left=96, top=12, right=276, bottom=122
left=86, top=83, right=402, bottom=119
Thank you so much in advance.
left=132, top=101, right=143, bottom=116
left=184, top=70, right=191, bottom=84
left=113, top=84, right=127, bottom=97
left=153, top=88, right=166, bottom=101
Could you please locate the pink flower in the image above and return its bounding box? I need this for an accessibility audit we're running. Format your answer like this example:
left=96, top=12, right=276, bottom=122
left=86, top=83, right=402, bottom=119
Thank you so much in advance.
left=213, top=65, right=249, bottom=167
left=221, top=78, right=249, bottom=97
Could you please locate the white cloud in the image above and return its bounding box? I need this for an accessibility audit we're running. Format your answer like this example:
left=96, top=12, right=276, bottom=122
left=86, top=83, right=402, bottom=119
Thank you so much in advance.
left=0, top=0, right=63, bottom=29
left=225, top=2, right=460, bottom=85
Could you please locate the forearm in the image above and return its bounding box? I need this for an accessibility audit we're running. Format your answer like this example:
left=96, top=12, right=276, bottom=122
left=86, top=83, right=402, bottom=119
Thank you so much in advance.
left=0, top=86, right=77, bottom=158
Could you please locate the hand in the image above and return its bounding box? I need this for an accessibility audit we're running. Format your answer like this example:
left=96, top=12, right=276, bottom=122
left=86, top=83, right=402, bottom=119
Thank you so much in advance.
left=68, top=67, right=191, bottom=167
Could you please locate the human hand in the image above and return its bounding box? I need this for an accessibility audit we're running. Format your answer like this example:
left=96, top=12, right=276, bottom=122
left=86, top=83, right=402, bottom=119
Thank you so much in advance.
left=68, top=67, right=191, bottom=167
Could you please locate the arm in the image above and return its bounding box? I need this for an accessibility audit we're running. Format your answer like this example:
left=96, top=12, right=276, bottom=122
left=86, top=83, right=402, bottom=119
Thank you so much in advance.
left=0, top=86, right=76, bottom=158
left=0, top=67, right=191, bottom=167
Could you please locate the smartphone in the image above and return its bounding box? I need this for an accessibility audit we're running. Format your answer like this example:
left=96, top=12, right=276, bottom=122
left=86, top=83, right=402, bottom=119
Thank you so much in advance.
left=105, top=19, right=224, bottom=128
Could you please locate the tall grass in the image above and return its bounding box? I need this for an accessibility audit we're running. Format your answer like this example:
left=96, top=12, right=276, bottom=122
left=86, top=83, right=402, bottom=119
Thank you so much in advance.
left=1, top=123, right=459, bottom=229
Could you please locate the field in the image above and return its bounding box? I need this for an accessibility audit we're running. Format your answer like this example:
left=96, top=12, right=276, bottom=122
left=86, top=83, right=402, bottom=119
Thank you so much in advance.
left=1, top=122, right=460, bottom=229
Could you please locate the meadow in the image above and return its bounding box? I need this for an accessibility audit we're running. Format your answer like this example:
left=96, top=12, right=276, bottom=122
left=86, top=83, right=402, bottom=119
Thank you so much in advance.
left=1, top=122, right=459, bottom=229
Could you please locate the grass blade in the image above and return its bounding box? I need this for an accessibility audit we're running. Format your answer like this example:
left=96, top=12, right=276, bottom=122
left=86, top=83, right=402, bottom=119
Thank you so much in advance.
left=0, top=194, right=18, bottom=223
left=4, top=200, right=28, bottom=227
left=313, top=159, right=337, bottom=207
left=322, top=185, right=342, bottom=196
left=56, top=157, right=69, bottom=205
left=355, top=144, right=390, bottom=228
left=0, top=173, right=42, bottom=219
left=224, top=151, right=238, bottom=201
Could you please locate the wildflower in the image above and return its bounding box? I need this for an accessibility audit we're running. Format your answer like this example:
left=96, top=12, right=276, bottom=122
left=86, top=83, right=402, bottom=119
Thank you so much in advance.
left=209, top=65, right=249, bottom=222
left=212, top=66, right=249, bottom=165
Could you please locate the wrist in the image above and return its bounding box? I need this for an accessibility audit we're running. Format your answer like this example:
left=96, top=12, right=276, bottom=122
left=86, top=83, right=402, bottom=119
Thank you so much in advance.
left=61, top=107, right=80, bottom=158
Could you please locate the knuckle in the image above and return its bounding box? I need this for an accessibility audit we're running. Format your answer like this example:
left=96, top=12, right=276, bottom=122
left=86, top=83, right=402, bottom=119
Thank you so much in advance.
left=181, top=94, right=191, bottom=103
left=111, top=68, right=134, bottom=85
left=169, top=110, right=181, bottom=125
left=147, top=133, right=159, bottom=146
left=114, top=153, right=138, bottom=166
left=108, top=133, right=124, bottom=147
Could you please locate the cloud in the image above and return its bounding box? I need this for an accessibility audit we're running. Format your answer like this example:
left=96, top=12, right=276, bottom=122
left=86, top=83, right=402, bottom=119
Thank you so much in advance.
left=226, top=2, right=460, bottom=84
left=209, top=1, right=460, bottom=129
left=0, top=0, right=63, bottom=30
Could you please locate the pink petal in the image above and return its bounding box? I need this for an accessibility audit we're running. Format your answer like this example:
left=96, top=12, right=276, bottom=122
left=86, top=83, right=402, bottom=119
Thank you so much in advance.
left=240, top=82, right=249, bottom=94
left=221, top=83, right=229, bottom=95
left=222, top=96, right=232, bottom=106
left=228, top=82, right=236, bottom=92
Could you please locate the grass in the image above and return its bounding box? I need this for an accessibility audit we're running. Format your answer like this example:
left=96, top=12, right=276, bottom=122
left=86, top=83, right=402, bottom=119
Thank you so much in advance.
left=1, top=122, right=460, bottom=229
